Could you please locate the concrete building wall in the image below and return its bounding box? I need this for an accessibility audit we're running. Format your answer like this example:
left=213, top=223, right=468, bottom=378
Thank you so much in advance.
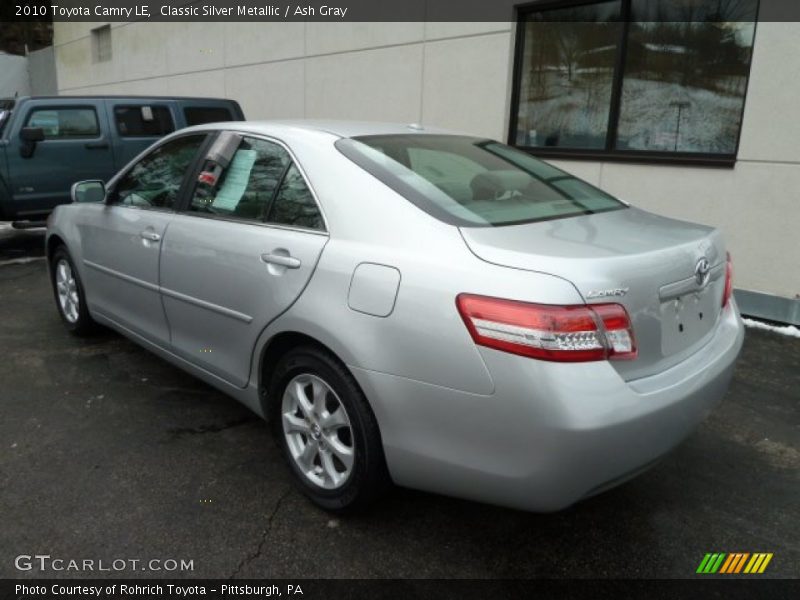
left=0, top=48, right=57, bottom=98
left=53, top=22, right=514, bottom=140
left=0, top=53, right=31, bottom=97
left=27, top=46, right=58, bottom=95
left=52, top=21, right=799, bottom=305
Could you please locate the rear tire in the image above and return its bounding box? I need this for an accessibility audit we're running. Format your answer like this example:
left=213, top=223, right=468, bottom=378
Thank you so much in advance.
left=269, top=345, right=390, bottom=512
left=50, top=246, right=96, bottom=336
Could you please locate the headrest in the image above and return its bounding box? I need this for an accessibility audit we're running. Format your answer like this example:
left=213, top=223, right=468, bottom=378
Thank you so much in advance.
left=470, top=170, right=532, bottom=200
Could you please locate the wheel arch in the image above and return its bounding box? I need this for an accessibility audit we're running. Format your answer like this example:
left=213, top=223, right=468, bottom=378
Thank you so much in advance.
left=259, top=331, right=338, bottom=413
left=46, top=233, right=67, bottom=265
left=258, top=330, right=379, bottom=431
left=46, top=233, right=72, bottom=284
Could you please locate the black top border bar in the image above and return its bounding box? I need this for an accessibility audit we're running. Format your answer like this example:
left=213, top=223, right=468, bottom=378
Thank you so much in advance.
left=4, top=0, right=800, bottom=22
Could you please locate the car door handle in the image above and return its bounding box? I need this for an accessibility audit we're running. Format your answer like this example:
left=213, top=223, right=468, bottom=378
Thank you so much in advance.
left=140, top=231, right=161, bottom=242
left=260, top=253, right=301, bottom=269
left=85, top=142, right=110, bottom=150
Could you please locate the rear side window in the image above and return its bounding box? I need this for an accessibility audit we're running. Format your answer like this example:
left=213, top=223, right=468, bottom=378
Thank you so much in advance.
left=114, top=105, right=174, bottom=137
left=190, top=136, right=290, bottom=221
left=189, top=136, right=324, bottom=230
left=184, top=106, right=233, bottom=126
left=26, top=107, right=99, bottom=139
left=336, top=135, right=625, bottom=227
left=268, top=164, right=324, bottom=231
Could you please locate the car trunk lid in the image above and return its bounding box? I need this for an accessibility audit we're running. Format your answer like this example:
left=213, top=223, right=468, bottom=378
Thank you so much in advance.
left=459, top=207, right=727, bottom=380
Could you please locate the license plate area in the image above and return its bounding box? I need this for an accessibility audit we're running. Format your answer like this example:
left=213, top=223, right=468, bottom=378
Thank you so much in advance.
left=659, top=288, right=718, bottom=355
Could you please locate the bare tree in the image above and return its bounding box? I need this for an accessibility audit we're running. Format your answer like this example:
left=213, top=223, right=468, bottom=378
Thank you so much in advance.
left=553, top=23, right=582, bottom=82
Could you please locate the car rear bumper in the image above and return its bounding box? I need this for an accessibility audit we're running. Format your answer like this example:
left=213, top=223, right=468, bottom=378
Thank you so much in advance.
left=351, top=299, right=744, bottom=512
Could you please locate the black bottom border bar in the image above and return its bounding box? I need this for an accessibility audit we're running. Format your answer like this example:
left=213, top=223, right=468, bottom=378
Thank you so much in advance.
left=3, top=579, right=800, bottom=600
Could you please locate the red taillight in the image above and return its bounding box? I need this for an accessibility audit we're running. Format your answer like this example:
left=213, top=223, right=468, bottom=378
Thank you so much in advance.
left=456, top=294, right=637, bottom=362
left=722, top=252, right=733, bottom=308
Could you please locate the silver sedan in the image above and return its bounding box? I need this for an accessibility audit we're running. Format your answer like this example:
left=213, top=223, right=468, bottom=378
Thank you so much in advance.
left=46, top=121, right=744, bottom=512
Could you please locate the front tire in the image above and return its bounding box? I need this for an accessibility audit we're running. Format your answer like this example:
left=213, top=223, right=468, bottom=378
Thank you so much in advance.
left=269, top=345, right=390, bottom=512
left=50, top=246, right=96, bottom=336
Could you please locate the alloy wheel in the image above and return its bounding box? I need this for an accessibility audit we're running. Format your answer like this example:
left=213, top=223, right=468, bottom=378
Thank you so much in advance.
left=55, top=259, right=80, bottom=323
left=281, top=373, right=355, bottom=490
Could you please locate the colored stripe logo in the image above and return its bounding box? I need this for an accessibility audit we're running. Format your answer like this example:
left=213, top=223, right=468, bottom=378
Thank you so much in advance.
left=696, top=553, right=773, bottom=574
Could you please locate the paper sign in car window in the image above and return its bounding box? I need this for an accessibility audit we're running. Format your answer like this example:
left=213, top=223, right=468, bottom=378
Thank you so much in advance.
left=212, top=149, right=257, bottom=211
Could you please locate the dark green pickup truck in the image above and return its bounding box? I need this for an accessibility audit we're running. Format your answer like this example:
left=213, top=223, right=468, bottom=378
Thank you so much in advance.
left=0, top=95, right=244, bottom=225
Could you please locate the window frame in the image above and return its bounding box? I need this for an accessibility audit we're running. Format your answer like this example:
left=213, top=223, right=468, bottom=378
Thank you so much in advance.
left=508, top=0, right=760, bottom=168
left=24, top=105, right=102, bottom=140
left=175, top=130, right=329, bottom=235
left=91, top=25, right=112, bottom=63
left=107, top=132, right=212, bottom=213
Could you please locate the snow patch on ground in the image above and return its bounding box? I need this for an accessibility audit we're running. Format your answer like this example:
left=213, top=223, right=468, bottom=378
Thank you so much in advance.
left=742, top=318, right=800, bottom=339
left=0, top=257, right=46, bottom=266
left=0, top=225, right=46, bottom=233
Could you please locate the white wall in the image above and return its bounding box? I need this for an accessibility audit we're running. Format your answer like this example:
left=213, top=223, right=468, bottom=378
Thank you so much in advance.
left=0, top=52, right=31, bottom=97
left=53, top=21, right=800, bottom=300
left=28, top=46, right=58, bottom=95
left=54, top=22, right=514, bottom=139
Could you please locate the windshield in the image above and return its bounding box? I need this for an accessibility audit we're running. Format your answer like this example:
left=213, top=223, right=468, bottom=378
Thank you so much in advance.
left=336, top=134, right=626, bottom=227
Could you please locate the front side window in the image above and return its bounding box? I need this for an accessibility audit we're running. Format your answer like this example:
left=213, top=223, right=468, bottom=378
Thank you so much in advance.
left=26, top=108, right=100, bottom=139
left=512, top=0, right=758, bottom=161
left=114, top=105, right=175, bottom=137
left=113, top=134, right=206, bottom=210
left=337, top=134, right=625, bottom=227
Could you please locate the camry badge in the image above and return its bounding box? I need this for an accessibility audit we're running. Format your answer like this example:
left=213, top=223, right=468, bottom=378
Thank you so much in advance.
left=695, top=257, right=711, bottom=288
left=586, top=287, right=629, bottom=299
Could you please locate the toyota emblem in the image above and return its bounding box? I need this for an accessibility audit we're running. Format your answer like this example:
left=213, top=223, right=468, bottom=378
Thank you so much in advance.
left=694, top=257, right=711, bottom=288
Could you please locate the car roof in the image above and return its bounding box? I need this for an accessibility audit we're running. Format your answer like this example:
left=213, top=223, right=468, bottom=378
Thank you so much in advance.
left=11, top=95, right=237, bottom=102
left=185, top=119, right=464, bottom=140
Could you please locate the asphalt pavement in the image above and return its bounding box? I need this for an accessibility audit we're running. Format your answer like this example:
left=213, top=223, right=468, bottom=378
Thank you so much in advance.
left=1, top=225, right=798, bottom=579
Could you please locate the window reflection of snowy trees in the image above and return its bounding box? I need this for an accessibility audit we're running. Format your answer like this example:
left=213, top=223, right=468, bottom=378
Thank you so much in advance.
left=515, top=0, right=758, bottom=155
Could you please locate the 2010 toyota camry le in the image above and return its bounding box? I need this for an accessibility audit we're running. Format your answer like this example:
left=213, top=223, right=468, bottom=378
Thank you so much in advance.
left=46, top=121, right=744, bottom=512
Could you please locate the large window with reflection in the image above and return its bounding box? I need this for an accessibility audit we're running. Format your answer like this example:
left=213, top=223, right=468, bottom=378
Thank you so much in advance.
left=510, top=0, right=758, bottom=164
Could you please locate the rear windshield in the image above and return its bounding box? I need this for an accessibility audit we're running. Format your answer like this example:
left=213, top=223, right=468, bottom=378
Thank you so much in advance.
left=336, top=134, right=625, bottom=227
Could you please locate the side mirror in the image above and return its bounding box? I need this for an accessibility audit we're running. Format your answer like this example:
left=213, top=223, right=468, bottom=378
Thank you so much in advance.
left=20, top=127, right=46, bottom=143
left=71, top=180, right=106, bottom=204
left=19, top=127, right=45, bottom=159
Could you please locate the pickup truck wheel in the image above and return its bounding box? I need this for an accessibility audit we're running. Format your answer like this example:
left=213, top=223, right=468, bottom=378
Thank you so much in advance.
left=269, top=345, right=390, bottom=512
left=51, top=247, right=96, bottom=336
